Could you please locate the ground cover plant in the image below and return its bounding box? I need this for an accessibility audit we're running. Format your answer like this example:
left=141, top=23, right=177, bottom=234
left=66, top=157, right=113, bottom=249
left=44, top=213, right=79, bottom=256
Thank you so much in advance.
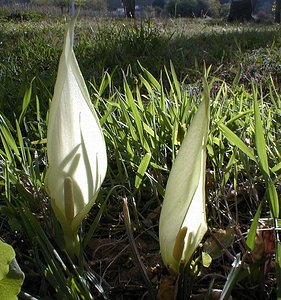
left=1, top=16, right=281, bottom=117
left=1, top=11, right=281, bottom=300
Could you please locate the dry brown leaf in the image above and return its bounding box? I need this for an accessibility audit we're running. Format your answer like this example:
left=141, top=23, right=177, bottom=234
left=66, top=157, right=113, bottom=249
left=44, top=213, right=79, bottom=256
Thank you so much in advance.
left=203, top=227, right=235, bottom=260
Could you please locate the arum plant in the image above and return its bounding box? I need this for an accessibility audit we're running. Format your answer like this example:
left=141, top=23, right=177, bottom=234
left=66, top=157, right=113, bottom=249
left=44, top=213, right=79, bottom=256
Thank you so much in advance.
left=159, top=75, right=210, bottom=274
left=45, top=18, right=107, bottom=258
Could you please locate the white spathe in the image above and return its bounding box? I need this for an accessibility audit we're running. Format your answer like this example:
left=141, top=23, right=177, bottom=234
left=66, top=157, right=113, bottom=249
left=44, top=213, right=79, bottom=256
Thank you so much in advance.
left=159, top=83, right=210, bottom=273
left=45, top=19, right=107, bottom=238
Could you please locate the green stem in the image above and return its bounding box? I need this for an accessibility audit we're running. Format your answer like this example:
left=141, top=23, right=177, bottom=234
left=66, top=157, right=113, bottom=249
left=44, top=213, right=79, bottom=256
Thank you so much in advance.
left=63, top=228, right=80, bottom=259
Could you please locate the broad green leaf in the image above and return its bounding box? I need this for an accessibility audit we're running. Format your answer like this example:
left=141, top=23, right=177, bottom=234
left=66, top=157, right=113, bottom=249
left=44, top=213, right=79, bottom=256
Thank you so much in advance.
left=0, top=241, right=24, bottom=300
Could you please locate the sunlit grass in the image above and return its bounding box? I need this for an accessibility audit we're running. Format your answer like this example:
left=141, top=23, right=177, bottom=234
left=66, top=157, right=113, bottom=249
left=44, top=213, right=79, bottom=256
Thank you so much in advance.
left=1, top=17, right=281, bottom=118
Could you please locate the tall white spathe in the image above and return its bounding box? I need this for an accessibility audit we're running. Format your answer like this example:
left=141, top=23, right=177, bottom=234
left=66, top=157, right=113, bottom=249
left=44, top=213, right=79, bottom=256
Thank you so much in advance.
left=159, top=81, right=210, bottom=273
left=45, top=19, right=107, bottom=255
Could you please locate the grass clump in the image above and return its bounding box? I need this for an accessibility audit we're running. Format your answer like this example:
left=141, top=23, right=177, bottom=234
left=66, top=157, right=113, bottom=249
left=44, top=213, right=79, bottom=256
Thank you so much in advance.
left=1, top=18, right=281, bottom=118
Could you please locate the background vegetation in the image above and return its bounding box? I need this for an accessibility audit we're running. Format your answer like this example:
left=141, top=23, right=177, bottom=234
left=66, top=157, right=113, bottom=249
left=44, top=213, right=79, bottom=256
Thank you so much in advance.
left=1, top=2, right=281, bottom=299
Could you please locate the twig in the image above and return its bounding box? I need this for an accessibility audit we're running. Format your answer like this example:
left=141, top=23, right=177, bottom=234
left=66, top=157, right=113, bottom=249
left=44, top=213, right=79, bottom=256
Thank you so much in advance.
left=122, top=196, right=156, bottom=299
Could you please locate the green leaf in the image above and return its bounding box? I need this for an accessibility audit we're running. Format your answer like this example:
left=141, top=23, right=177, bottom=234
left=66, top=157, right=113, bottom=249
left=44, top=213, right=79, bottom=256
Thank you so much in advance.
left=218, top=123, right=256, bottom=162
left=143, top=122, right=158, bottom=140
left=266, top=179, right=279, bottom=218
left=135, top=152, right=151, bottom=190
left=253, top=95, right=279, bottom=217
left=246, top=202, right=263, bottom=251
left=202, top=252, right=212, bottom=268
left=220, top=253, right=244, bottom=300
left=225, top=110, right=252, bottom=125
left=253, top=96, right=269, bottom=176
left=170, top=61, right=182, bottom=103
left=0, top=241, right=24, bottom=300
left=139, top=64, right=161, bottom=91
left=272, top=162, right=281, bottom=173
left=15, top=120, right=27, bottom=167
left=0, top=115, right=21, bottom=163
left=19, top=81, right=33, bottom=124
left=124, top=80, right=144, bottom=146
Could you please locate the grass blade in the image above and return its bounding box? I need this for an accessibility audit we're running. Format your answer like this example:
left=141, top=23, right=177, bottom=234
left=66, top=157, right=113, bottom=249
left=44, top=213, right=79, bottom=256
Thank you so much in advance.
left=135, top=152, right=151, bottom=190
left=246, top=202, right=263, bottom=251
left=253, top=95, right=269, bottom=176
left=19, top=81, right=33, bottom=124
left=220, top=253, right=246, bottom=300
left=218, top=123, right=256, bottom=162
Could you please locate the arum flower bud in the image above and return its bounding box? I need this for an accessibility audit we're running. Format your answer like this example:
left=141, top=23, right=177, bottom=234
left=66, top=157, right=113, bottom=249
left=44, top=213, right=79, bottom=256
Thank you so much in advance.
left=45, top=19, right=107, bottom=256
left=159, top=81, right=210, bottom=273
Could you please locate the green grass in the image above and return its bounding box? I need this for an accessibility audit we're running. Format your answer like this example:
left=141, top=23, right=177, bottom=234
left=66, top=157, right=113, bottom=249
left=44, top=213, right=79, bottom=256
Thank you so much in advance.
left=1, top=15, right=281, bottom=300
left=1, top=17, right=281, bottom=117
